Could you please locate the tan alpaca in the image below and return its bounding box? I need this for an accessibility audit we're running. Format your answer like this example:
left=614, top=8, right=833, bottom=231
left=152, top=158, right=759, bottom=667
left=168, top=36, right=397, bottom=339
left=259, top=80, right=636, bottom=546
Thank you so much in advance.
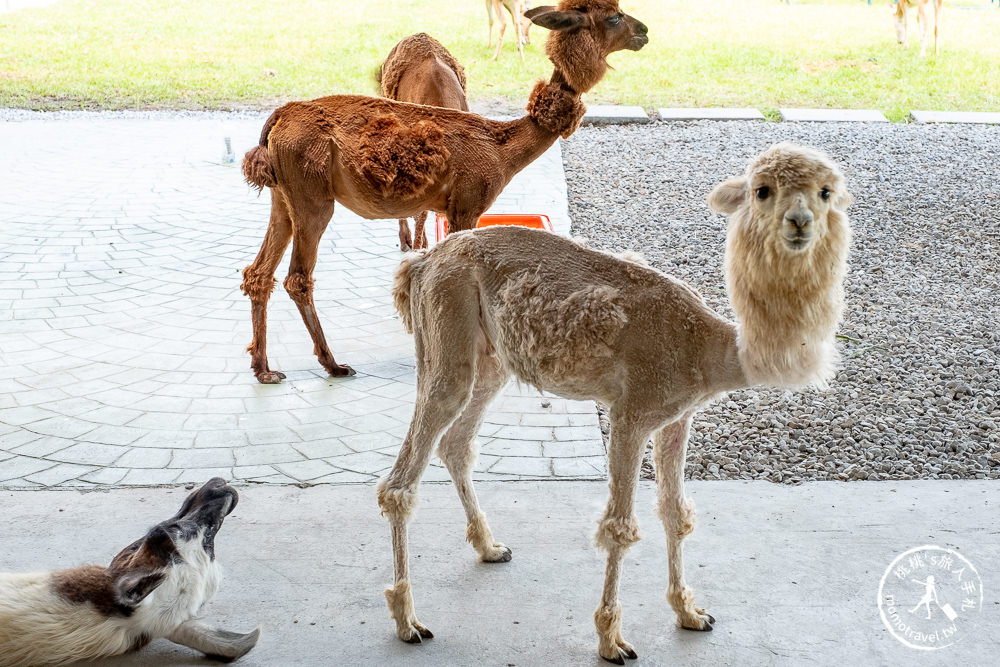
left=240, top=1, right=648, bottom=383
left=377, top=33, right=469, bottom=251
left=378, top=143, right=852, bottom=662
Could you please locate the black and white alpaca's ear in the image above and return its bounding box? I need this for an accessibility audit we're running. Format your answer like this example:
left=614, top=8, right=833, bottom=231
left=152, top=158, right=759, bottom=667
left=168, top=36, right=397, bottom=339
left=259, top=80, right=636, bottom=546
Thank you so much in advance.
left=525, top=6, right=588, bottom=31
left=707, top=176, right=747, bottom=215
left=114, top=571, right=166, bottom=608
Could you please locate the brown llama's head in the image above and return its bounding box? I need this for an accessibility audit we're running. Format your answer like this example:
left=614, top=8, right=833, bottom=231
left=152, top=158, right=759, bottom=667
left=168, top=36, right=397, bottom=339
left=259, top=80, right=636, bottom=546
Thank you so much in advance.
left=525, top=1, right=648, bottom=93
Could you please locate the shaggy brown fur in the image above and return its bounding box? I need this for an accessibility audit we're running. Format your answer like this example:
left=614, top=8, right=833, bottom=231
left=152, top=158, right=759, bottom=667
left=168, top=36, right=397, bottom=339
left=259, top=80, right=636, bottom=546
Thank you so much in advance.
left=240, top=1, right=648, bottom=383
left=378, top=33, right=469, bottom=251
left=378, top=144, right=851, bottom=663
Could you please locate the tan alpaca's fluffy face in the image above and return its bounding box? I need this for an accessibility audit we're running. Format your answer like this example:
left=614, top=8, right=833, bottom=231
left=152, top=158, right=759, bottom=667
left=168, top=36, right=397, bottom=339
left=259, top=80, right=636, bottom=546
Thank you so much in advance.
left=710, top=144, right=851, bottom=255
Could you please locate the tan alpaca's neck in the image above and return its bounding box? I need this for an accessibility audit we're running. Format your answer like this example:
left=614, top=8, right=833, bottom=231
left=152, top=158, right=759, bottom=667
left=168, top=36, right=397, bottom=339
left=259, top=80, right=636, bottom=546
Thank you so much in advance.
left=724, top=208, right=849, bottom=389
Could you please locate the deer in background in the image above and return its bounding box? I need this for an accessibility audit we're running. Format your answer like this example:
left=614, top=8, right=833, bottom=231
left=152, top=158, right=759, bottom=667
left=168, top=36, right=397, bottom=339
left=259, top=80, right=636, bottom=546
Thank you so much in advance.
left=378, top=33, right=470, bottom=251
left=893, top=0, right=943, bottom=56
left=486, top=0, right=532, bottom=61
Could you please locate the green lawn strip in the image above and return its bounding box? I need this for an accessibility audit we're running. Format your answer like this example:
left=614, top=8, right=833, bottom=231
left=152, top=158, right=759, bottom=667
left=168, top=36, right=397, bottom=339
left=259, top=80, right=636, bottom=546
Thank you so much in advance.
left=0, top=0, right=997, bottom=117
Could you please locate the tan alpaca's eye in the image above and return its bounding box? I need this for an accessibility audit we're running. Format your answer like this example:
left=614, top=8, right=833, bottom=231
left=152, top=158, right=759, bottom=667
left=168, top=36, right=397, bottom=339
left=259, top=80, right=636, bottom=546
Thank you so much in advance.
left=820, top=187, right=831, bottom=201
left=755, top=186, right=770, bottom=200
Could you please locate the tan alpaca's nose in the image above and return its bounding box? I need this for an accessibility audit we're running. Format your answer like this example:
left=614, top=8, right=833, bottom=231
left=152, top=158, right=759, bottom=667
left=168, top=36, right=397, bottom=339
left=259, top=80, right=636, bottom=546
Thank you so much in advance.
left=785, top=209, right=813, bottom=230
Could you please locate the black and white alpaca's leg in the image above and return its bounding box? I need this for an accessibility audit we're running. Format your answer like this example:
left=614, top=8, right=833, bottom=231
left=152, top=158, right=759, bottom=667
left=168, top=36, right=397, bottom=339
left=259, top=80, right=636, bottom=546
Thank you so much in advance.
left=378, top=286, right=481, bottom=643
left=593, top=409, right=651, bottom=664
left=653, top=413, right=715, bottom=631
left=436, top=351, right=511, bottom=562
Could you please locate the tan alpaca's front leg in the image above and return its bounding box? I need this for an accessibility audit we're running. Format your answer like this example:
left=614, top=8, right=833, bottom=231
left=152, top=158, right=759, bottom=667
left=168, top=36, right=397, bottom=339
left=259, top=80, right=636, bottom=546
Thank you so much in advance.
left=593, top=412, right=650, bottom=664
left=653, top=414, right=715, bottom=632
left=242, top=195, right=293, bottom=384
left=436, top=352, right=511, bottom=562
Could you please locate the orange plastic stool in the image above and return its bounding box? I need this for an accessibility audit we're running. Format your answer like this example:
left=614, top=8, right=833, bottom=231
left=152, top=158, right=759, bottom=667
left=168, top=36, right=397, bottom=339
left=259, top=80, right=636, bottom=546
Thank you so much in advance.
left=434, top=213, right=553, bottom=243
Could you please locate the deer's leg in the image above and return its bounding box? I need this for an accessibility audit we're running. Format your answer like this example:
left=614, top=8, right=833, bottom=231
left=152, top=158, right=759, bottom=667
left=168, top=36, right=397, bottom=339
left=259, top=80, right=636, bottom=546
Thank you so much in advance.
left=894, top=2, right=907, bottom=46
left=513, top=0, right=526, bottom=62
left=917, top=0, right=930, bottom=55
left=436, top=351, right=511, bottom=562
left=593, top=408, right=651, bottom=664
left=378, top=280, right=482, bottom=643
left=933, top=0, right=941, bottom=55
left=492, top=10, right=509, bottom=61
left=412, top=211, right=429, bottom=250
left=284, top=200, right=355, bottom=378
left=399, top=218, right=413, bottom=252
left=653, top=413, right=715, bottom=632
left=241, top=194, right=293, bottom=384
left=486, top=0, right=495, bottom=47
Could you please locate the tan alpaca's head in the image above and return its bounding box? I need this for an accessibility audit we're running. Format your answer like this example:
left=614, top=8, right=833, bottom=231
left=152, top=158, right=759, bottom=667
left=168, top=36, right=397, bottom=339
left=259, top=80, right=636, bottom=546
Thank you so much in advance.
left=708, top=143, right=852, bottom=389
left=526, top=1, right=648, bottom=93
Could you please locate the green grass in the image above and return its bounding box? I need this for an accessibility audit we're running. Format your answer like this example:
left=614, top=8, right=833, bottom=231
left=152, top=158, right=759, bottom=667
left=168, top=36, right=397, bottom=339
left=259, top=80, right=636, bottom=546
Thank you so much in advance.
left=1, top=0, right=998, bottom=120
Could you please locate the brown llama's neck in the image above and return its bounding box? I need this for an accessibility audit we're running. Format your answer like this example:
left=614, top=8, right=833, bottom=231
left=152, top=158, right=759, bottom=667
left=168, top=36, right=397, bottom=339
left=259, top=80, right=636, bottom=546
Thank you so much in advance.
left=724, top=207, right=850, bottom=390
left=494, top=68, right=586, bottom=183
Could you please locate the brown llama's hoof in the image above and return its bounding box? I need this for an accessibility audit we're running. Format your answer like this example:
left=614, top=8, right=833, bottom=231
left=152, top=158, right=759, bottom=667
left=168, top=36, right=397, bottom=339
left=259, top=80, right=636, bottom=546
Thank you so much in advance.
left=256, top=370, right=286, bottom=384
left=327, top=364, right=357, bottom=378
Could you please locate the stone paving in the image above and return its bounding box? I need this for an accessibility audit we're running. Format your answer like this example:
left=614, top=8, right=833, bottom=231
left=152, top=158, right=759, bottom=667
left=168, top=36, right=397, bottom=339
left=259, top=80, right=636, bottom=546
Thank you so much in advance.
left=0, top=113, right=606, bottom=489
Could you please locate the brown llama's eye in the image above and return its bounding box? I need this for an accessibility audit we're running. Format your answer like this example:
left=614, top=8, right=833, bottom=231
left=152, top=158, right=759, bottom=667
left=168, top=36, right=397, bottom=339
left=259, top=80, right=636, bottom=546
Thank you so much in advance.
left=607, top=13, right=623, bottom=26
left=755, top=186, right=770, bottom=200
left=820, top=187, right=831, bottom=201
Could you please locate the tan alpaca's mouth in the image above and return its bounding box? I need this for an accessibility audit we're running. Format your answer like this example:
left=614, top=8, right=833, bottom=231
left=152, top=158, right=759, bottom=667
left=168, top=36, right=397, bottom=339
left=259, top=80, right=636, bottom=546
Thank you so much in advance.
left=784, top=234, right=812, bottom=251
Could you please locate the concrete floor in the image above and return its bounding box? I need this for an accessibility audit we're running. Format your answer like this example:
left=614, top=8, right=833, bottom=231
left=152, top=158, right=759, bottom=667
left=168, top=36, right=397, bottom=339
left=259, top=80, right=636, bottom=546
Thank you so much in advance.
left=1, top=480, right=996, bottom=666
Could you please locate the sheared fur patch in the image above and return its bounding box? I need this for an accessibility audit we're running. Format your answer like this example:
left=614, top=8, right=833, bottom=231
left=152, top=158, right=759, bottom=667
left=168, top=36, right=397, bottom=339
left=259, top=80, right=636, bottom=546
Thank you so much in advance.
left=358, top=114, right=450, bottom=198
left=525, top=80, right=587, bottom=138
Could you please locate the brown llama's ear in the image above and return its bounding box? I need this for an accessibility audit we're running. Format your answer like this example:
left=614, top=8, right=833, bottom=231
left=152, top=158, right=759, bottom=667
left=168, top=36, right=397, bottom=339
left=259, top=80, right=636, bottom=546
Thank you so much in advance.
left=525, top=6, right=588, bottom=31
left=707, top=177, right=747, bottom=215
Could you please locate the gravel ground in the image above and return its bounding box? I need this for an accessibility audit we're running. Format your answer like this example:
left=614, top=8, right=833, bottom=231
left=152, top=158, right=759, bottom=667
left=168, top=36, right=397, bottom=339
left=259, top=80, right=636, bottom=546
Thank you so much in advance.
left=562, top=120, right=999, bottom=482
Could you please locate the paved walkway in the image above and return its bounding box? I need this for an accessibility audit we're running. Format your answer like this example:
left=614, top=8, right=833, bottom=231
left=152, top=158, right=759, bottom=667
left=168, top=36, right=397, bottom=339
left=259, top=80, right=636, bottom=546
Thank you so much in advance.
left=1, top=480, right=995, bottom=666
left=0, top=113, right=604, bottom=489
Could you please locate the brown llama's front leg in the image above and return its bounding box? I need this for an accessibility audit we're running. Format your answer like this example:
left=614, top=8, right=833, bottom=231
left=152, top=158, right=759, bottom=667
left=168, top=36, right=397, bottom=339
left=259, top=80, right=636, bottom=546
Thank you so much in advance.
left=398, top=218, right=413, bottom=251
left=241, top=197, right=293, bottom=384
left=285, top=203, right=355, bottom=378
left=593, top=410, right=651, bottom=664
left=436, top=352, right=511, bottom=562
left=653, top=413, right=715, bottom=632
left=412, top=211, right=429, bottom=250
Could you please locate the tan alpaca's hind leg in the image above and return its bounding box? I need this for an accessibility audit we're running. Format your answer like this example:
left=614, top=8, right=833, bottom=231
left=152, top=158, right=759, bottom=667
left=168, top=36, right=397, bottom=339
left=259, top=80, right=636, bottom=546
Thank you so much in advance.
left=379, top=280, right=482, bottom=643
left=436, top=352, right=512, bottom=562
left=653, top=414, right=715, bottom=632
left=242, top=194, right=293, bottom=384
left=283, top=198, right=355, bottom=378
left=592, top=408, right=652, bottom=664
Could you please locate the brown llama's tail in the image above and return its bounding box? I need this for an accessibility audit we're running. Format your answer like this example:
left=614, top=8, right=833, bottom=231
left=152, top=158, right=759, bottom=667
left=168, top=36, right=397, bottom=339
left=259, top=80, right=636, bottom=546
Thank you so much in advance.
left=242, top=110, right=280, bottom=190
left=392, top=252, right=427, bottom=334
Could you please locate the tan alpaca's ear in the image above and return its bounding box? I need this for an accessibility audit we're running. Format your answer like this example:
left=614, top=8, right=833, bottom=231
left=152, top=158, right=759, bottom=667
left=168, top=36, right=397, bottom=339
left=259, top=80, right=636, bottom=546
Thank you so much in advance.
left=833, top=188, right=854, bottom=211
left=525, top=6, right=588, bottom=31
left=707, top=177, right=747, bottom=215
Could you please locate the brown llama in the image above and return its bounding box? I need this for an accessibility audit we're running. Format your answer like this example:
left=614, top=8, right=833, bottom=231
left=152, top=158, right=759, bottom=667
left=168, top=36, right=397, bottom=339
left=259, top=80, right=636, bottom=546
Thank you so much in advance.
left=240, top=1, right=648, bottom=383
left=377, top=33, right=469, bottom=252
left=378, top=144, right=852, bottom=662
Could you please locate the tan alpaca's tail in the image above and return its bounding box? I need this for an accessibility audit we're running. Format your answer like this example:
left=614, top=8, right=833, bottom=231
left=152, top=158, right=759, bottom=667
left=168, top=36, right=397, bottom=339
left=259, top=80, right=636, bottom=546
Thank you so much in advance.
left=392, top=252, right=428, bottom=333
left=242, top=111, right=279, bottom=190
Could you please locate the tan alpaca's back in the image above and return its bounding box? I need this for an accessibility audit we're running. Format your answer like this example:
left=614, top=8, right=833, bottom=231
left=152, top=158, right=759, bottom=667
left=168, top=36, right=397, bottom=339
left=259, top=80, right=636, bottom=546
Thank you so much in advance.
left=395, top=227, right=739, bottom=408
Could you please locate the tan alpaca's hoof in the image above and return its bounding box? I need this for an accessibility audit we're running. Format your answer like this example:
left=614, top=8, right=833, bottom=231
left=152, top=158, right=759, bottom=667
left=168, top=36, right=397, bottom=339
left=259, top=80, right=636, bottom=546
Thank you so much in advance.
left=679, top=608, right=716, bottom=631
left=398, top=622, right=434, bottom=644
left=256, top=370, right=286, bottom=384
left=481, top=543, right=512, bottom=563
left=600, top=640, right=638, bottom=664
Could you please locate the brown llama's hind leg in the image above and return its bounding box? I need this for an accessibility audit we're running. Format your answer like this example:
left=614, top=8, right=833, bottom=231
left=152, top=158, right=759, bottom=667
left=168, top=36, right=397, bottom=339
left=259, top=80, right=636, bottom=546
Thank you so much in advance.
left=436, top=351, right=511, bottom=562
left=412, top=211, right=429, bottom=250
left=242, top=195, right=293, bottom=384
left=398, top=218, right=413, bottom=252
left=284, top=199, right=356, bottom=378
